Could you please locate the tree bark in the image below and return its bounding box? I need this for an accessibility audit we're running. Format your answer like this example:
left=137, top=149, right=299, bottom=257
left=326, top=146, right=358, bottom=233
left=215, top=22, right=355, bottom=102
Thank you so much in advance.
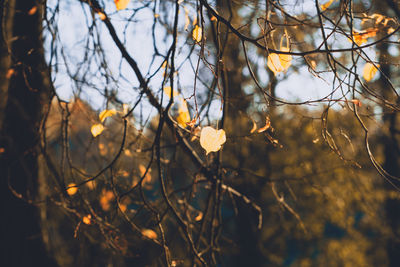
left=377, top=2, right=400, bottom=266
left=0, top=0, right=55, bottom=265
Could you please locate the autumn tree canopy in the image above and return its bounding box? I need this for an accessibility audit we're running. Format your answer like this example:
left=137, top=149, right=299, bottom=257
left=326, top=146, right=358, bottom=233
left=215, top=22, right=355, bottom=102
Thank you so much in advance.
left=1, top=0, right=400, bottom=266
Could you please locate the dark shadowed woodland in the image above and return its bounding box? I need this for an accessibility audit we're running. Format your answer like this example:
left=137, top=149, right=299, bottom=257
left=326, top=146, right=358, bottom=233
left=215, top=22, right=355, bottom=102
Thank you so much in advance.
left=1, top=0, right=400, bottom=266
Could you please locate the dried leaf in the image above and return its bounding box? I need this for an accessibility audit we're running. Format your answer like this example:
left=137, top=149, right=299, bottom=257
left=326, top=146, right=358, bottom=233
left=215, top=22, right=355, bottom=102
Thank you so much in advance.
left=176, top=101, right=191, bottom=128
left=388, top=27, right=395, bottom=34
left=163, top=86, right=179, bottom=98
left=6, top=68, right=15, bottom=79
left=192, top=25, right=202, bottom=43
left=250, top=119, right=257, bottom=134
left=351, top=99, right=362, bottom=107
left=194, top=212, right=203, bottom=221
left=191, top=126, right=201, bottom=141
left=139, top=164, right=152, bottom=185
left=200, top=126, right=226, bottom=155
left=119, top=204, right=127, bottom=212
left=124, top=149, right=132, bottom=157
left=99, top=109, right=116, bottom=123
left=83, top=214, right=92, bottom=225
left=98, top=12, right=106, bottom=21
left=66, top=183, right=78, bottom=196
left=257, top=117, right=271, bottom=133
left=100, top=189, right=115, bottom=211
left=91, top=123, right=104, bottom=137
left=114, top=0, right=130, bottom=10
left=142, top=229, right=157, bottom=239
left=349, top=29, right=377, bottom=46
left=86, top=180, right=96, bottom=190
left=267, top=47, right=292, bottom=75
left=363, top=63, right=379, bottom=82
left=28, top=6, right=37, bottom=15
left=320, top=0, right=335, bottom=11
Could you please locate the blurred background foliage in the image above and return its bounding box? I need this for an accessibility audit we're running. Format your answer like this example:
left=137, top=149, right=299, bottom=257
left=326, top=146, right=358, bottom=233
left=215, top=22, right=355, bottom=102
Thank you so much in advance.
left=1, top=0, right=400, bottom=266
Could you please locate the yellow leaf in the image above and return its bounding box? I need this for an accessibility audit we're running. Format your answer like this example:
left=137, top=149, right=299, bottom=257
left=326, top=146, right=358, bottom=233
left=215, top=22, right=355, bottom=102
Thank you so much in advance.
left=124, top=149, right=132, bottom=157
left=6, top=68, right=15, bottom=79
left=83, top=214, right=92, bottom=225
left=86, top=180, right=96, bottom=190
left=350, top=99, right=362, bottom=107
left=257, top=117, right=271, bottom=133
left=194, top=212, right=203, bottom=221
left=91, top=123, right=104, bottom=137
left=123, top=103, right=130, bottom=115
left=320, top=0, right=335, bottom=11
left=200, top=126, right=226, bottom=155
left=267, top=47, right=292, bottom=75
left=388, top=27, right=395, bottom=34
left=192, top=25, right=202, bottom=43
left=348, top=29, right=377, bottom=46
left=163, top=86, right=179, bottom=98
left=176, top=100, right=191, bottom=128
left=28, top=6, right=37, bottom=16
left=363, top=63, right=379, bottom=82
left=250, top=119, right=257, bottom=134
left=66, top=183, right=78, bottom=196
left=114, top=0, right=130, bottom=10
left=98, top=12, right=106, bottom=21
left=142, top=229, right=157, bottom=239
left=99, top=109, right=116, bottom=123
left=139, top=164, right=152, bottom=185
left=119, top=204, right=127, bottom=212
left=100, top=189, right=115, bottom=211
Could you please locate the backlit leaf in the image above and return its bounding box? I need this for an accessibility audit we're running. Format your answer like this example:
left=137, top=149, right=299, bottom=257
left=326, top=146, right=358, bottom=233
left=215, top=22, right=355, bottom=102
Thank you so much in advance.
left=114, top=0, right=130, bottom=10
left=250, top=119, right=257, bottom=134
left=163, top=86, right=179, bottom=98
left=176, top=100, right=191, bottom=128
left=100, top=189, right=115, bottom=211
left=195, top=212, right=203, bottom=221
left=351, top=99, right=362, bottom=107
left=91, top=123, right=104, bottom=137
left=83, top=214, right=92, bottom=225
left=142, top=229, right=157, bottom=239
left=363, top=63, right=379, bottom=81
left=98, top=12, right=106, bottom=21
left=99, top=109, right=116, bottom=123
left=28, top=6, right=37, bottom=15
left=66, top=183, right=78, bottom=196
left=320, top=0, right=335, bottom=11
left=6, top=68, right=14, bottom=79
left=267, top=47, right=292, bottom=75
left=348, top=29, right=377, bottom=46
left=257, top=117, right=271, bottom=133
left=200, top=126, right=226, bottom=155
left=192, top=25, right=202, bottom=43
left=139, top=164, right=152, bottom=185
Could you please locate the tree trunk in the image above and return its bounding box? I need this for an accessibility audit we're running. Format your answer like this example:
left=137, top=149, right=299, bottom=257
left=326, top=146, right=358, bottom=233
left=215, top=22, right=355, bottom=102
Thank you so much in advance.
left=377, top=2, right=400, bottom=266
left=0, top=0, right=55, bottom=265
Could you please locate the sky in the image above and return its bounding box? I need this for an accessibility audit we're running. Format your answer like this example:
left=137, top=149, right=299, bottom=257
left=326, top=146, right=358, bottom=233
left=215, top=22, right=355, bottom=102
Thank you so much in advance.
left=45, top=0, right=388, bottom=123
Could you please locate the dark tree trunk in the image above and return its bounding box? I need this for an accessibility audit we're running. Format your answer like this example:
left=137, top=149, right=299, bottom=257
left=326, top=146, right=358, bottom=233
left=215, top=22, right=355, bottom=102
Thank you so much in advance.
left=0, top=0, right=55, bottom=265
left=378, top=2, right=400, bottom=266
